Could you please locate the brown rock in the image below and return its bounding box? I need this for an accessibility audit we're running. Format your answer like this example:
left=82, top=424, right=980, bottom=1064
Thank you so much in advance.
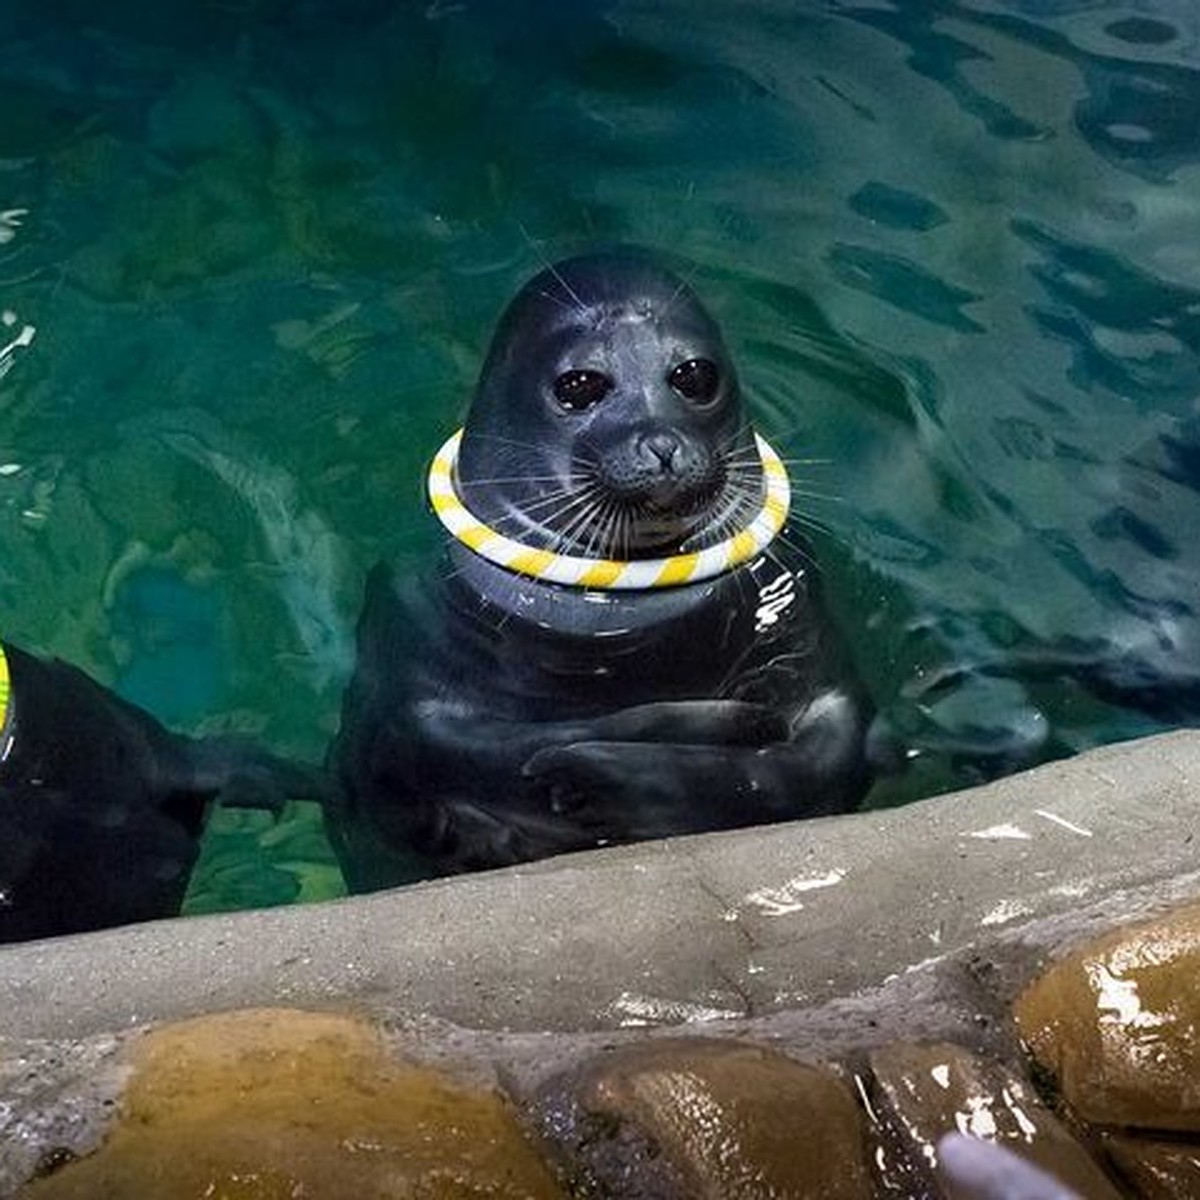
left=18, top=1007, right=565, bottom=1199
left=1014, top=900, right=1200, bottom=1131
left=1105, top=1136, right=1200, bottom=1199
left=539, top=1037, right=872, bottom=1199
left=867, top=1041, right=1121, bottom=1198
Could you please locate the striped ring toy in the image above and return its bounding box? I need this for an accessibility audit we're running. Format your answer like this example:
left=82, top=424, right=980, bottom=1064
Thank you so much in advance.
left=0, top=641, right=12, bottom=760
left=427, top=428, right=791, bottom=590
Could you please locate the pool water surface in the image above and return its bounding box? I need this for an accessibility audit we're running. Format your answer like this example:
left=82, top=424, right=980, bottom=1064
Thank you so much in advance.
left=0, top=0, right=1197, bottom=914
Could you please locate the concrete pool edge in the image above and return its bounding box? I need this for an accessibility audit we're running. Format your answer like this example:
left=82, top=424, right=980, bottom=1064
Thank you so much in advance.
left=1, top=728, right=1196, bottom=1043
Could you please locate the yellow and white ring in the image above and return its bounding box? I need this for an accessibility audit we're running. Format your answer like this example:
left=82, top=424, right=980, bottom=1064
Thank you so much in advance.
left=427, top=428, right=790, bottom=590
left=0, top=642, right=12, bottom=761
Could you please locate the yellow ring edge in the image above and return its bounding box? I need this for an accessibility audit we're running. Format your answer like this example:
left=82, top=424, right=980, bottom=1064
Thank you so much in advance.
left=0, top=642, right=12, bottom=761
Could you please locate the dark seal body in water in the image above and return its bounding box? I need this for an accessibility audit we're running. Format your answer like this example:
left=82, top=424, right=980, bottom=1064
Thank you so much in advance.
left=328, top=252, right=874, bottom=890
left=0, top=642, right=320, bottom=942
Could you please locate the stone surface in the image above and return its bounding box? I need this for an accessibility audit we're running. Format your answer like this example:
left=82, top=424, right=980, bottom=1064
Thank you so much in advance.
left=2, top=731, right=1200, bottom=1043
left=867, top=1041, right=1122, bottom=1198
left=1105, top=1136, right=1200, bottom=1199
left=538, top=1038, right=872, bottom=1199
left=3, top=734, right=1200, bottom=1196
left=0, top=1037, right=127, bottom=1193
left=1014, top=901, right=1200, bottom=1132
left=16, top=1008, right=565, bottom=1200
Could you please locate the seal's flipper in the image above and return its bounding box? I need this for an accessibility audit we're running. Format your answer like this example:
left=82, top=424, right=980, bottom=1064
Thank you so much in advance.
left=188, top=736, right=331, bottom=814
left=522, top=736, right=867, bottom=846
left=580, top=701, right=790, bottom=747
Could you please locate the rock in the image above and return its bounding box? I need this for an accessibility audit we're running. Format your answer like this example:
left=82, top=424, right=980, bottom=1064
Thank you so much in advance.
left=0, top=1036, right=128, bottom=1195
left=536, top=1037, right=872, bottom=1199
left=866, top=1041, right=1121, bottom=1198
left=17, top=1007, right=565, bottom=1199
left=1104, top=1135, right=1200, bottom=1199
left=1014, top=900, right=1200, bottom=1131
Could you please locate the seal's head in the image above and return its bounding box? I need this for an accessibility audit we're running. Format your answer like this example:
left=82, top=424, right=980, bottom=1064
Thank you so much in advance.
left=456, top=251, right=763, bottom=560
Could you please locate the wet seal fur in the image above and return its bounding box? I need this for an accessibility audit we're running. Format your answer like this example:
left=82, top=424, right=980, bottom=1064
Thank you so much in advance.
left=328, top=251, right=874, bottom=889
left=0, top=643, right=324, bottom=942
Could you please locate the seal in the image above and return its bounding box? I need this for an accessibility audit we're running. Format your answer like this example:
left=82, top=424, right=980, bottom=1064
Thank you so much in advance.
left=0, top=641, right=324, bottom=942
left=328, top=250, right=874, bottom=890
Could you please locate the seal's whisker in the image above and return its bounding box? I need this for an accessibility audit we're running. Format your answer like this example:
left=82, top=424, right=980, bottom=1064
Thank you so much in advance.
left=715, top=472, right=767, bottom=499
left=787, top=513, right=840, bottom=540
left=772, top=526, right=828, bottom=565
left=459, top=472, right=570, bottom=486
left=714, top=440, right=758, bottom=466
left=492, top=598, right=519, bottom=635
left=543, top=258, right=589, bottom=313
left=518, top=222, right=590, bottom=317
left=715, top=494, right=753, bottom=537
left=720, top=465, right=767, bottom=486
left=461, top=432, right=548, bottom=452
left=494, top=487, right=614, bottom=544
left=591, top=500, right=622, bottom=559
left=567, top=501, right=598, bottom=558
left=434, top=557, right=466, bottom=584
left=721, top=452, right=766, bottom=470
left=548, top=481, right=613, bottom=545
left=772, top=450, right=834, bottom=463
left=773, top=460, right=836, bottom=475
left=551, top=515, right=590, bottom=557
left=499, top=487, right=597, bottom=518
left=789, top=487, right=845, bottom=505
left=657, top=255, right=705, bottom=324
left=554, top=493, right=608, bottom=555
left=580, top=499, right=622, bottom=559
left=581, top=499, right=616, bottom=559
left=750, top=414, right=829, bottom=447
left=721, top=417, right=757, bottom=443
left=488, top=481, right=604, bottom=521
left=726, top=533, right=756, bottom=616
left=617, top=503, right=638, bottom=558
left=714, top=471, right=763, bottom=495
left=721, top=416, right=839, bottom=471
left=684, top=493, right=749, bottom=551
left=536, top=288, right=586, bottom=317
left=544, top=481, right=609, bottom=523
left=618, top=504, right=635, bottom=560
left=483, top=493, right=589, bottom=531
left=500, top=508, right=582, bottom=543
left=594, top=507, right=619, bottom=560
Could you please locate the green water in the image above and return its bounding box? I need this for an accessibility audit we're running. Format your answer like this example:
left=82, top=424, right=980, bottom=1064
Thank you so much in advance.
left=1, top=0, right=1197, bottom=914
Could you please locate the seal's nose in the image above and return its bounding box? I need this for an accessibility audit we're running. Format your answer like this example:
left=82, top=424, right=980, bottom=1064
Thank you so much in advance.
left=642, top=431, right=680, bottom=470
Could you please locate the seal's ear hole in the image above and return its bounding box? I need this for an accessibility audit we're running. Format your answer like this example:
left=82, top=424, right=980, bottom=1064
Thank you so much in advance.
left=554, top=369, right=613, bottom=411
left=668, top=358, right=720, bottom=404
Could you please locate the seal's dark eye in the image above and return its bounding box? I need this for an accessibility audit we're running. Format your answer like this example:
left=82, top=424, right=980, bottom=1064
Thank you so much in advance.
left=669, top=358, right=720, bottom=404
left=553, top=369, right=613, bottom=411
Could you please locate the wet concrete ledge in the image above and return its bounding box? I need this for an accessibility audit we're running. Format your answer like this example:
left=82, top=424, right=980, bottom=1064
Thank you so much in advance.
left=1, top=729, right=1197, bottom=1044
